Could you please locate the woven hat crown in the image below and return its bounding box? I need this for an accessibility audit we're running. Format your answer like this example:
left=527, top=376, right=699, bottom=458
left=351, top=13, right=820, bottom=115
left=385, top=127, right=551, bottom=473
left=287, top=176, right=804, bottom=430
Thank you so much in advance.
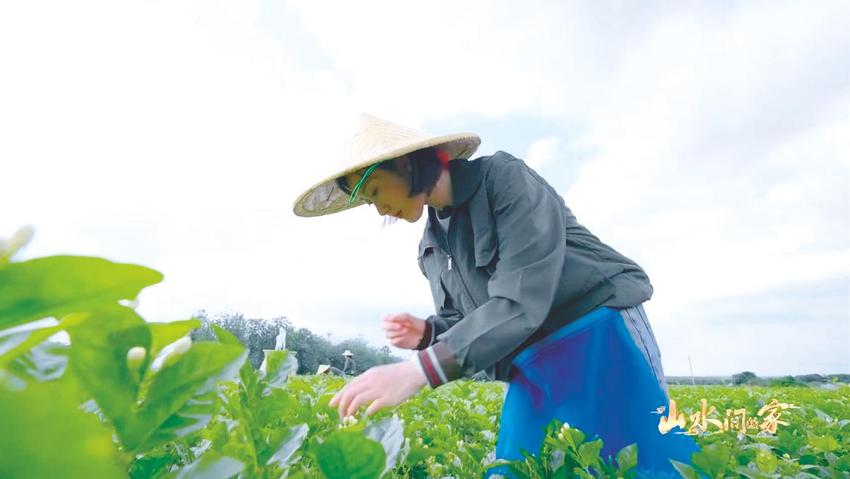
left=347, top=114, right=435, bottom=164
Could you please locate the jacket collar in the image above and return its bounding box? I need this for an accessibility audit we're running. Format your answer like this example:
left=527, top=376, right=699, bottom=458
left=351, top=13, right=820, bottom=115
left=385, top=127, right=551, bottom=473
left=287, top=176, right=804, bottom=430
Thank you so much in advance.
left=418, top=157, right=485, bottom=257
left=447, top=156, right=484, bottom=207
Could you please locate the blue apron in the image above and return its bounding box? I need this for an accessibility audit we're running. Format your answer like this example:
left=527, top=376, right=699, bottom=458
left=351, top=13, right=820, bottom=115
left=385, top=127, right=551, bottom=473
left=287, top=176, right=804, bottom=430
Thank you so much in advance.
left=487, top=305, right=700, bottom=478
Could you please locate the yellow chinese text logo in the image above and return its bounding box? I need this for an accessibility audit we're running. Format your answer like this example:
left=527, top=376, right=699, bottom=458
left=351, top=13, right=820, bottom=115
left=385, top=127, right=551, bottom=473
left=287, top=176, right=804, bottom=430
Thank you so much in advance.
left=656, top=398, right=799, bottom=435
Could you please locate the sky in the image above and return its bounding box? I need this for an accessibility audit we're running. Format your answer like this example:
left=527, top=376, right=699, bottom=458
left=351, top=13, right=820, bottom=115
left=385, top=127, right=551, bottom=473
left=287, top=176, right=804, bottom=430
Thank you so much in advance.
left=1, top=0, right=848, bottom=376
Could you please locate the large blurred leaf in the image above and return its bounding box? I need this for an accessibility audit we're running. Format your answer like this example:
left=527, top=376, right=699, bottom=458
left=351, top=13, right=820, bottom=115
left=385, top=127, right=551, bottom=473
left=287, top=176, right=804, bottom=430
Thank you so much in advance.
left=132, top=341, right=246, bottom=452
left=149, top=319, right=201, bottom=358
left=315, top=430, right=386, bottom=479
left=0, top=313, right=86, bottom=369
left=670, top=459, right=702, bottom=479
left=69, top=308, right=245, bottom=452
left=0, top=255, right=163, bottom=330
left=165, top=452, right=244, bottom=479
left=7, top=340, right=69, bottom=383
left=364, top=416, right=405, bottom=477
left=139, top=387, right=219, bottom=451
left=0, top=377, right=124, bottom=478
left=266, top=423, right=309, bottom=469
left=69, top=306, right=151, bottom=431
left=691, top=443, right=732, bottom=478
left=615, top=443, right=638, bottom=471
left=211, top=324, right=242, bottom=347
left=260, top=349, right=298, bottom=392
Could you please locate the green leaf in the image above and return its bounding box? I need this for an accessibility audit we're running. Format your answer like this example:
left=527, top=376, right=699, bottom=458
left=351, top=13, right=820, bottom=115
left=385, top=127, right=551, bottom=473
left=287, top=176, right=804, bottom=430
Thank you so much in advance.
left=315, top=430, right=386, bottom=479
left=166, top=452, right=244, bottom=479
left=211, top=324, right=242, bottom=347
left=562, top=426, right=585, bottom=451
left=149, top=319, right=201, bottom=358
left=577, top=438, right=603, bottom=468
left=0, top=255, right=163, bottom=330
left=266, top=423, right=309, bottom=469
left=68, top=308, right=245, bottom=452
left=238, top=359, right=260, bottom=401
left=133, top=341, right=246, bottom=451
left=139, top=387, right=219, bottom=451
left=669, top=459, right=702, bottom=479
left=68, top=306, right=152, bottom=429
left=0, top=313, right=86, bottom=369
left=0, top=377, right=124, bottom=478
left=691, top=443, right=731, bottom=478
left=807, top=432, right=839, bottom=452
left=363, top=416, right=406, bottom=477
left=615, top=443, right=638, bottom=471
left=754, top=450, right=778, bottom=474
left=260, top=349, right=298, bottom=391
left=572, top=466, right=595, bottom=478
left=7, top=340, right=69, bottom=383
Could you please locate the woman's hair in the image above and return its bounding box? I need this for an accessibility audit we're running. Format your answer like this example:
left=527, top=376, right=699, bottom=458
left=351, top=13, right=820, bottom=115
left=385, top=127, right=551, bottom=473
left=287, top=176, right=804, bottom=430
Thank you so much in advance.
left=335, top=146, right=446, bottom=199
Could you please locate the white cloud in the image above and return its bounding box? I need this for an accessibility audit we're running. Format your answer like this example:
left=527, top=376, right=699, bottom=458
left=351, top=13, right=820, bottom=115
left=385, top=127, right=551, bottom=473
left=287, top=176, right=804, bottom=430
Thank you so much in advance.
left=524, top=137, right=560, bottom=170
left=1, top=0, right=848, bottom=375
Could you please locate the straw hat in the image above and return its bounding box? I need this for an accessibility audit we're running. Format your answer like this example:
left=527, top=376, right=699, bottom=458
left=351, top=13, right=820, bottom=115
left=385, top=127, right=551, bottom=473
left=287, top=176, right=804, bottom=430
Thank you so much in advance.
left=292, top=113, right=481, bottom=217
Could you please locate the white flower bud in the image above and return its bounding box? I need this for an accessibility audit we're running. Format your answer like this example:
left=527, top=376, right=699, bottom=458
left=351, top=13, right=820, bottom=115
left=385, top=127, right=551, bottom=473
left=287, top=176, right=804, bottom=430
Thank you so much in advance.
left=126, top=346, right=146, bottom=383
left=341, top=415, right=359, bottom=427
left=127, top=346, right=146, bottom=364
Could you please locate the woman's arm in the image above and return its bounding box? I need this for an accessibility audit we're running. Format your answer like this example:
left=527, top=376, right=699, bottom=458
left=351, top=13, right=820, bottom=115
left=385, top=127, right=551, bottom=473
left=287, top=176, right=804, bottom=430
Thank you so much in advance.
left=416, top=311, right=463, bottom=350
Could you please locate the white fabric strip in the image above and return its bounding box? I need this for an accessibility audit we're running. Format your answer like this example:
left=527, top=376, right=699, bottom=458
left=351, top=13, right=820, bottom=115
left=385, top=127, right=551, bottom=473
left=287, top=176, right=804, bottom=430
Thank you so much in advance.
left=425, top=346, right=448, bottom=384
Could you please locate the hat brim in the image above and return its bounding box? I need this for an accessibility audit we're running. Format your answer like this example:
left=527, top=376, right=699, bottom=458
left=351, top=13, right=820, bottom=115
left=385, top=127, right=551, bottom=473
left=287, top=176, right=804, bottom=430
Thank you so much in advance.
left=292, top=132, right=480, bottom=217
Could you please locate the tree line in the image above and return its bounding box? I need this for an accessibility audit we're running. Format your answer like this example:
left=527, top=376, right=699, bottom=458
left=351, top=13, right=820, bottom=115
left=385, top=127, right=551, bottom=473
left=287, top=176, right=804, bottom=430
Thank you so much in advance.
left=189, top=310, right=402, bottom=375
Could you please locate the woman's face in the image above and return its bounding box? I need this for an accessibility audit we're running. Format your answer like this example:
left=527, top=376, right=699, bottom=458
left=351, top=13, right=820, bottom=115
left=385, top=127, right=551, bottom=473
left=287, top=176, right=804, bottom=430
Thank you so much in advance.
left=343, top=167, right=426, bottom=223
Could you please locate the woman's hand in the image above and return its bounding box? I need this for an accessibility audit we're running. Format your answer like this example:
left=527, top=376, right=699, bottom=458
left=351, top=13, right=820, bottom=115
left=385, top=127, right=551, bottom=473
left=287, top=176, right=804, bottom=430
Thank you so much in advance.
left=329, top=361, right=427, bottom=418
left=382, top=313, right=426, bottom=349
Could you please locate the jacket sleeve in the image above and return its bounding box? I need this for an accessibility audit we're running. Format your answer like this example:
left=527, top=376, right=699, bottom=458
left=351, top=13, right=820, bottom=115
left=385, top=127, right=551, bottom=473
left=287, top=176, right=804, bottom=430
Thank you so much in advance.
left=414, top=257, right=464, bottom=350
left=414, top=313, right=461, bottom=350
left=416, top=159, right=567, bottom=388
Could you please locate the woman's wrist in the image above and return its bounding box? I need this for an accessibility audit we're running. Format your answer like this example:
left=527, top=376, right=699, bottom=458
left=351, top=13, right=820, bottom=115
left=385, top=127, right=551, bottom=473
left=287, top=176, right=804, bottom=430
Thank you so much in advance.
left=414, top=319, right=433, bottom=350
left=408, top=355, right=431, bottom=389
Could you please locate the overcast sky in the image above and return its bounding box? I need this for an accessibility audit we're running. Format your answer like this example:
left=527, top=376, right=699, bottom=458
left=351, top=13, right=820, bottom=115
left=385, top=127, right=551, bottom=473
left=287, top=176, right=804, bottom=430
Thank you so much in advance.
left=2, top=0, right=848, bottom=376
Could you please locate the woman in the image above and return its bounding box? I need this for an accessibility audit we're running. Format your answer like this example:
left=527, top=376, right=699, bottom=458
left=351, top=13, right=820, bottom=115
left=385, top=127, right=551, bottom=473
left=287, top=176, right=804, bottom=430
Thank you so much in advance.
left=292, top=114, right=700, bottom=477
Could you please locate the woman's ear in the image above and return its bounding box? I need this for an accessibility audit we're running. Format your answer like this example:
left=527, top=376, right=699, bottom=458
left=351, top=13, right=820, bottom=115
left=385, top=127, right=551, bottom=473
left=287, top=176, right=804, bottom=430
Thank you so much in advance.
left=394, top=154, right=412, bottom=176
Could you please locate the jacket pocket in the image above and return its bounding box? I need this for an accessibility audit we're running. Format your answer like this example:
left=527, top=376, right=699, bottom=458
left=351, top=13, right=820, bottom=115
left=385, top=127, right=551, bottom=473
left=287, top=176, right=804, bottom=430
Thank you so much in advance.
left=419, top=248, right=450, bottom=313
left=472, top=227, right=498, bottom=274
left=432, top=274, right=447, bottom=311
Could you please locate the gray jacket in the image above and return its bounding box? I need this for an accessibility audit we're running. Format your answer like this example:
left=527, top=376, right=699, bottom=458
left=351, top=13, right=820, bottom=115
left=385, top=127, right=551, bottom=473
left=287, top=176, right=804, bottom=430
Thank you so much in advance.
left=413, top=151, right=653, bottom=387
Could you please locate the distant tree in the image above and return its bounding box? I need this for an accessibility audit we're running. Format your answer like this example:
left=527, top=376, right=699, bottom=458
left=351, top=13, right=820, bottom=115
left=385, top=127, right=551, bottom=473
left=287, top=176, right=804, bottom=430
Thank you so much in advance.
left=190, top=310, right=291, bottom=368
left=190, top=310, right=403, bottom=373
left=794, top=374, right=825, bottom=383
left=770, top=375, right=807, bottom=387
left=732, top=371, right=758, bottom=385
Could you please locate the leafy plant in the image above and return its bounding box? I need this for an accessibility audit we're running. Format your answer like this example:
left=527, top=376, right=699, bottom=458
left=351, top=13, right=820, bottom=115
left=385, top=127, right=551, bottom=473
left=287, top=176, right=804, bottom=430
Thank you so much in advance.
left=2, top=226, right=848, bottom=478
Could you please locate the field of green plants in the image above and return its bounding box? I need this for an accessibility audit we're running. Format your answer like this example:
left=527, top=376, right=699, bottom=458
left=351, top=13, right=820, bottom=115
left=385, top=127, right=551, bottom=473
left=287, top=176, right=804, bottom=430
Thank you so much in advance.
left=1, top=229, right=848, bottom=478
